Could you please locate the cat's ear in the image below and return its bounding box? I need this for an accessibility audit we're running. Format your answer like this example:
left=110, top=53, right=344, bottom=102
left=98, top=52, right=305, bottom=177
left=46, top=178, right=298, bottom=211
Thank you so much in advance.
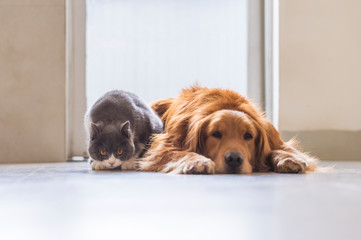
left=119, top=121, right=132, bottom=138
left=90, top=121, right=103, bottom=140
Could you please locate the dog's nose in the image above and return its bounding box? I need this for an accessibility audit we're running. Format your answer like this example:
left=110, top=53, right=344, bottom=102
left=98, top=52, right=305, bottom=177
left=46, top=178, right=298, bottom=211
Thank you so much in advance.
left=225, top=152, right=243, bottom=168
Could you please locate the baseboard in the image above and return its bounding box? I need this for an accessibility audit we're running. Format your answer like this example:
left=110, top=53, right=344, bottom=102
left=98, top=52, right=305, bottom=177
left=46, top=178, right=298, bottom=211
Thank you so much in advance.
left=281, top=130, right=361, bottom=161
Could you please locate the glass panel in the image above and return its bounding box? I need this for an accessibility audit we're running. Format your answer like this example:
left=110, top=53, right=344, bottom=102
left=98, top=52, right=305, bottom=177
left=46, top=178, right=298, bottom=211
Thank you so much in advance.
left=86, top=0, right=248, bottom=108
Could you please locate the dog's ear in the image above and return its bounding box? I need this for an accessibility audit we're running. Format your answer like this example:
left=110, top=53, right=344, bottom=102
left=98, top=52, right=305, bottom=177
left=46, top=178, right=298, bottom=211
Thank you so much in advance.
left=183, top=115, right=210, bottom=154
left=150, top=98, right=174, bottom=119
left=253, top=120, right=273, bottom=171
left=253, top=119, right=286, bottom=171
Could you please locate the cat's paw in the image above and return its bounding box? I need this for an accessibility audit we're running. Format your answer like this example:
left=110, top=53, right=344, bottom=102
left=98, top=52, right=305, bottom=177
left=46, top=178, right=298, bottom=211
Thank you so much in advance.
left=91, top=160, right=108, bottom=171
left=121, top=159, right=138, bottom=170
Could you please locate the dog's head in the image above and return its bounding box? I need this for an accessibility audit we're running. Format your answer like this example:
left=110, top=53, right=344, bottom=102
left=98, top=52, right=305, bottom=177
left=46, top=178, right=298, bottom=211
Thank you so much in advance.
left=185, top=109, right=272, bottom=174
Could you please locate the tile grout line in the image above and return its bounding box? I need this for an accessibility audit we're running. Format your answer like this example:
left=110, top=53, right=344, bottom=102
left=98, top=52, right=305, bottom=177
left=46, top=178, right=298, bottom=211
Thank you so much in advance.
left=17, top=167, right=44, bottom=182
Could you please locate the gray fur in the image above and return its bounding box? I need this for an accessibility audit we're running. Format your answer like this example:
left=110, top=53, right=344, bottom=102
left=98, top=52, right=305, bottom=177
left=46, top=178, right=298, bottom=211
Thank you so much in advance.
left=85, top=90, right=163, bottom=170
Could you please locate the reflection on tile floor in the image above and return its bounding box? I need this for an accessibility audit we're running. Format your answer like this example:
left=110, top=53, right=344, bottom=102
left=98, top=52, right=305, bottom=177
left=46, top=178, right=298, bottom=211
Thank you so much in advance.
left=0, top=161, right=361, bottom=240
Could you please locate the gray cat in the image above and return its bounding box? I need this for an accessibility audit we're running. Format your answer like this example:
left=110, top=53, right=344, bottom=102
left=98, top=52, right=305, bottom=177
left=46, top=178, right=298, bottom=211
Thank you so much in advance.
left=84, top=90, right=163, bottom=170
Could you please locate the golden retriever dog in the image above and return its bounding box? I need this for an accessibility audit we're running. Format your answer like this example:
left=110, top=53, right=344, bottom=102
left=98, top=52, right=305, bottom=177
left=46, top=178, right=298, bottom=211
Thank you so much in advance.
left=139, top=86, right=317, bottom=174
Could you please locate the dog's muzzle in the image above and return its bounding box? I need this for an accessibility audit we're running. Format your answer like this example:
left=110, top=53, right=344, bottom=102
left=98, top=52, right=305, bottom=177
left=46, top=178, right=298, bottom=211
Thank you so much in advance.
left=225, top=152, right=243, bottom=168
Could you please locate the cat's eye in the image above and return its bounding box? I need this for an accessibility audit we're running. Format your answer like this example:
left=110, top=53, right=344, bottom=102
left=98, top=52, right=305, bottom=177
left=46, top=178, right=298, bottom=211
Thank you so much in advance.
left=244, top=132, right=253, bottom=141
left=99, top=150, right=107, bottom=156
left=117, top=149, right=124, bottom=155
left=211, top=131, right=222, bottom=139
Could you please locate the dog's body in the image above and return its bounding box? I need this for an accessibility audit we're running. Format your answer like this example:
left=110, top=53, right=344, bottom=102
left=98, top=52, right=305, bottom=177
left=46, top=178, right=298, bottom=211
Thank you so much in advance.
left=139, top=86, right=317, bottom=174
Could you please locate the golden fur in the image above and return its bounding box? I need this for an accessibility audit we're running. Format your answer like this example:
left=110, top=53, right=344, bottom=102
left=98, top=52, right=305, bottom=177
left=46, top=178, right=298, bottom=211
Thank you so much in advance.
left=140, top=86, right=317, bottom=174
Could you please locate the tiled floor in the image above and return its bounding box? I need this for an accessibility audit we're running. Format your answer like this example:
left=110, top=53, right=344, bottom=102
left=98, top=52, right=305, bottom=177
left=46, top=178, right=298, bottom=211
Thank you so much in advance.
left=1, top=161, right=361, bottom=240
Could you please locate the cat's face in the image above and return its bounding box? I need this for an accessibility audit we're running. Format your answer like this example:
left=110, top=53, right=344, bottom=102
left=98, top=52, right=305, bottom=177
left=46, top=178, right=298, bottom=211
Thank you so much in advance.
left=88, top=121, right=135, bottom=169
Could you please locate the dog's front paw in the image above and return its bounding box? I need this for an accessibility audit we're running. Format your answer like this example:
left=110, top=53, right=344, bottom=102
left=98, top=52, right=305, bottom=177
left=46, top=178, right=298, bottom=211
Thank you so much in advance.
left=160, top=153, right=215, bottom=174
left=181, top=156, right=215, bottom=174
left=184, top=159, right=215, bottom=174
left=275, top=158, right=306, bottom=174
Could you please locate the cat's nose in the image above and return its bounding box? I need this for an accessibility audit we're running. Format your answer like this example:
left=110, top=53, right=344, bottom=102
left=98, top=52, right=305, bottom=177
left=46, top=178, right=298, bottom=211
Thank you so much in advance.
left=109, top=162, right=115, bottom=167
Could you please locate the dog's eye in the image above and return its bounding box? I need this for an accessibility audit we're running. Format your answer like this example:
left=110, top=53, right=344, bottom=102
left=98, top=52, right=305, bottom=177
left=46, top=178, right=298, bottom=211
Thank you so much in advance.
left=211, top=131, right=222, bottom=139
left=244, top=133, right=253, bottom=140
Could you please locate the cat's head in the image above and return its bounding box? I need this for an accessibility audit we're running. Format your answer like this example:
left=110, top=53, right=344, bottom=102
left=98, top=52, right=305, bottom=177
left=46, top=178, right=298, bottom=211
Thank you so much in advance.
left=88, top=121, right=135, bottom=169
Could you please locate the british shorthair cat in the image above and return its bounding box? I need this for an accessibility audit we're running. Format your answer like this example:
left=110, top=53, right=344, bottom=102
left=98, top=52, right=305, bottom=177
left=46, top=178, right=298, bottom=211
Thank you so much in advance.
left=85, top=90, right=163, bottom=170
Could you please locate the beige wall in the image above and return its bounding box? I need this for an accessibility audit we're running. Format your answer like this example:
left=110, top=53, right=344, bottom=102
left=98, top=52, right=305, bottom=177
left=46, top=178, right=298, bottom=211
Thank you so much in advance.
left=280, top=0, right=361, bottom=132
left=0, top=0, right=66, bottom=163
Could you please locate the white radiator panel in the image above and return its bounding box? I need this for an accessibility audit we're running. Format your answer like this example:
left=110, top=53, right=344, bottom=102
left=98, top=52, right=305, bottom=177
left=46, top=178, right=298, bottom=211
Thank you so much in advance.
left=86, top=0, right=248, bottom=108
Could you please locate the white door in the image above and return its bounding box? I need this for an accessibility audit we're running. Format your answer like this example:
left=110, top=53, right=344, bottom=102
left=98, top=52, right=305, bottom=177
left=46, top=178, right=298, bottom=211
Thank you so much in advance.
left=67, top=0, right=278, bottom=158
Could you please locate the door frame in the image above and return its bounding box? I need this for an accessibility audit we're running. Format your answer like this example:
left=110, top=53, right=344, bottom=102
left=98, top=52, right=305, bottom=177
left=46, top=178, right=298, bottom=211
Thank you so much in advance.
left=66, top=0, right=87, bottom=159
left=65, top=0, right=279, bottom=159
